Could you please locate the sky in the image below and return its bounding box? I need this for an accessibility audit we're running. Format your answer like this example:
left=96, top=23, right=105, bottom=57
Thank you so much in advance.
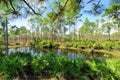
left=9, top=0, right=111, bottom=30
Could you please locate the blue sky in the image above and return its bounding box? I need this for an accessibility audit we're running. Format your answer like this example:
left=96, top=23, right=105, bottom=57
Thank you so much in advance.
left=9, top=0, right=111, bottom=29
left=81, top=0, right=110, bottom=21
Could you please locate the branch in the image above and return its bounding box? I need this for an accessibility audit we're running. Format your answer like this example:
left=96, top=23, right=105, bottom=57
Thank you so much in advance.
left=58, top=0, right=61, bottom=7
left=95, top=0, right=101, bottom=10
left=62, top=0, right=69, bottom=10
left=53, top=0, right=69, bottom=22
left=22, top=0, right=40, bottom=15
left=9, top=0, right=16, bottom=12
left=3, top=0, right=8, bottom=7
left=87, top=0, right=94, bottom=4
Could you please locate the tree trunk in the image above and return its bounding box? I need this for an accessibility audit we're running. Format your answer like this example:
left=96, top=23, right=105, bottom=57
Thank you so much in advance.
left=74, top=25, right=76, bottom=40
left=60, top=21, right=62, bottom=42
left=40, top=27, right=42, bottom=40
left=108, top=32, right=110, bottom=40
left=3, top=26, right=6, bottom=46
left=51, top=24, right=54, bottom=41
left=5, top=15, right=8, bottom=55
left=69, top=22, right=70, bottom=41
left=78, top=32, right=80, bottom=41
left=117, top=24, right=120, bottom=40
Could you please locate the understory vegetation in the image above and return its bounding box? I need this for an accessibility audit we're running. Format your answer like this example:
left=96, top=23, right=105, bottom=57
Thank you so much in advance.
left=0, top=0, right=120, bottom=79
left=0, top=52, right=120, bottom=80
left=29, top=39, right=120, bottom=52
left=63, top=40, right=120, bottom=51
left=35, top=40, right=59, bottom=48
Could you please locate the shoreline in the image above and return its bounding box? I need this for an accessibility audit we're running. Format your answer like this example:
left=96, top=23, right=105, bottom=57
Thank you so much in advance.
left=7, top=45, right=120, bottom=58
left=58, top=46, right=120, bottom=58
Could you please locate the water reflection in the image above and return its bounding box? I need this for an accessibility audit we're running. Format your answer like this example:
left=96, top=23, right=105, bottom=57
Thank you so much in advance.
left=57, top=49, right=61, bottom=56
left=98, top=57, right=103, bottom=62
left=78, top=54, right=84, bottom=59
left=89, top=55, right=94, bottom=60
left=8, top=47, right=112, bottom=59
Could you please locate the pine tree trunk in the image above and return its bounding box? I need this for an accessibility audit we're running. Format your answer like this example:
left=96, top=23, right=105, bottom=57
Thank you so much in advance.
left=108, top=32, right=110, bottom=40
left=5, top=15, right=8, bottom=55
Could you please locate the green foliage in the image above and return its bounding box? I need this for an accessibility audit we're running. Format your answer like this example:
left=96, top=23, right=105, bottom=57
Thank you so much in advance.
left=93, top=42, right=103, bottom=49
left=103, top=2, right=120, bottom=17
left=106, top=59, right=120, bottom=78
left=64, top=40, right=95, bottom=49
left=102, top=40, right=120, bottom=50
left=0, top=52, right=32, bottom=79
left=103, top=41, right=114, bottom=50
left=0, top=31, right=5, bottom=50
left=0, top=52, right=120, bottom=79
left=36, top=40, right=58, bottom=48
left=0, top=45, right=5, bottom=51
left=63, top=42, right=73, bottom=47
left=63, top=40, right=120, bottom=51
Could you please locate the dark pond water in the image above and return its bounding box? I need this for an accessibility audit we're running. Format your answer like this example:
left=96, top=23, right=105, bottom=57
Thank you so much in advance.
left=8, top=47, right=113, bottom=60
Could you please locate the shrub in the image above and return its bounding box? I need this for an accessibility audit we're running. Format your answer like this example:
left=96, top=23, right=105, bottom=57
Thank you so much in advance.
left=103, top=41, right=115, bottom=50
left=93, top=42, right=103, bottom=50
left=64, top=42, right=72, bottom=47
left=37, top=40, right=58, bottom=48
left=63, top=40, right=120, bottom=51
left=0, top=52, right=120, bottom=79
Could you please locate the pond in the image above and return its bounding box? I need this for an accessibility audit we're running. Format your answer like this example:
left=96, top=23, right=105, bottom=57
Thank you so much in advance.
left=8, top=47, right=113, bottom=60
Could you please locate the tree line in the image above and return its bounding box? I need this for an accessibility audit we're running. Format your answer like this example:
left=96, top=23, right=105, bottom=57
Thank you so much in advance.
left=0, top=0, right=120, bottom=54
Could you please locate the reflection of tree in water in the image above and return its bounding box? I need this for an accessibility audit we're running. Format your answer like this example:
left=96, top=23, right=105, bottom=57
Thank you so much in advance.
left=8, top=47, right=113, bottom=59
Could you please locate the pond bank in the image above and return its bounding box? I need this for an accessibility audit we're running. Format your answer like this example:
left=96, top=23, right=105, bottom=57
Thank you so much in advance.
left=58, top=46, right=120, bottom=58
left=7, top=45, right=120, bottom=58
left=8, top=45, right=29, bottom=48
left=1, top=41, right=120, bottom=58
